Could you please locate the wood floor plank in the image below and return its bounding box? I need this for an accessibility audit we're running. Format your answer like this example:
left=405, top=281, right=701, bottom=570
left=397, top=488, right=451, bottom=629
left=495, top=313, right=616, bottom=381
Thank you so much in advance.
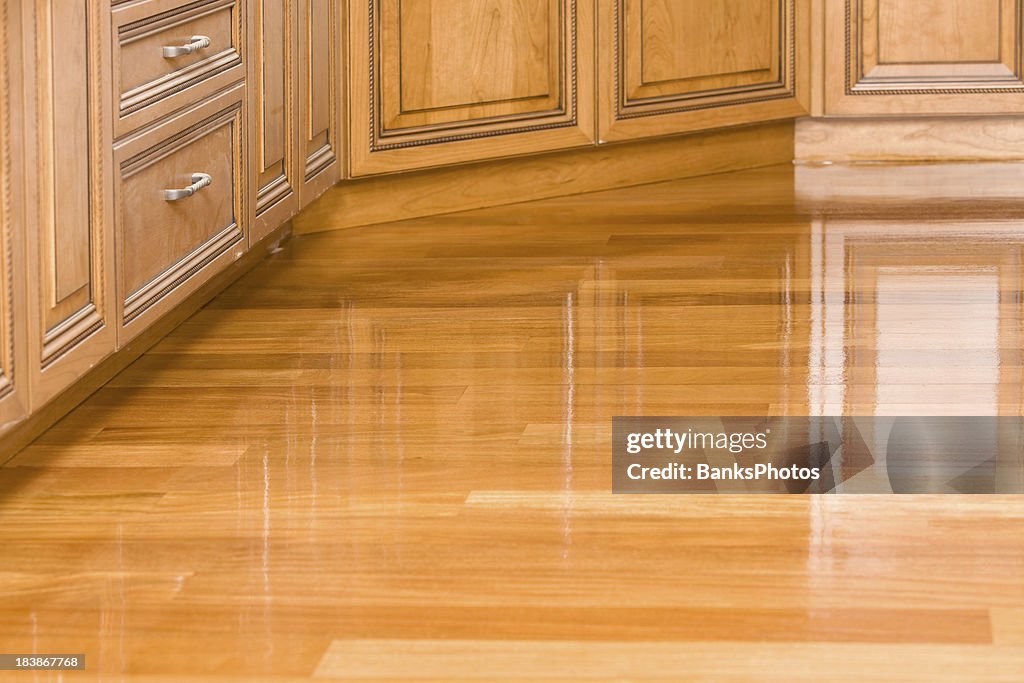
left=3, top=164, right=1024, bottom=679
left=316, top=641, right=1023, bottom=681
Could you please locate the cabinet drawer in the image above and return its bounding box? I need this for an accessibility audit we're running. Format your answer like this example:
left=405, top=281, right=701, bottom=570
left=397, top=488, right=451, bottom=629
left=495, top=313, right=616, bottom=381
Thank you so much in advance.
left=113, top=0, right=244, bottom=137
left=114, top=87, right=246, bottom=341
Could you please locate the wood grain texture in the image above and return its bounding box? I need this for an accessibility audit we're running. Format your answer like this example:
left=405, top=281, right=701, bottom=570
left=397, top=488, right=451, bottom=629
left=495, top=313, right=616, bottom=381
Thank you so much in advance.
left=22, top=0, right=118, bottom=408
left=296, top=0, right=343, bottom=204
left=316, top=641, right=1024, bottom=681
left=4, top=164, right=1024, bottom=679
left=824, top=0, right=1024, bottom=114
left=112, top=0, right=246, bottom=138
left=598, top=0, right=810, bottom=142
left=393, top=0, right=555, bottom=117
left=0, top=0, right=29, bottom=432
left=348, top=0, right=594, bottom=175
left=810, top=0, right=826, bottom=115
left=877, top=0, right=1001, bottom=63
left=249, top=0, right=299, bottom=241
left=794, top=162, right=1024, bottom=209
left=114, top=86, right=247, bottom=343
left=0, top=223, right=290, bottom=464
left=796, top=117, right=1024, bottom=161
left=294, top=120, right=794, bottom=234
left=638, top=0, right=776, bottom=87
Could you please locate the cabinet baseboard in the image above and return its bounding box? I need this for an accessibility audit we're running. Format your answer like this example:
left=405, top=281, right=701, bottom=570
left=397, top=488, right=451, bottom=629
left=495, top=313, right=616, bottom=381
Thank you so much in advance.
left=796, top=117, right=1024, bottom=162
left=293, top=121, right=795, bottom=235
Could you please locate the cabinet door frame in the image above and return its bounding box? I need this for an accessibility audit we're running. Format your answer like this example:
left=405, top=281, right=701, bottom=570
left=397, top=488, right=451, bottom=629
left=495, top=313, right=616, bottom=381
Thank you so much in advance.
left=598, top=0, right=810, bottom=142
left=825, top=0, right=1024, bottom=115
left=23, top=0, right=117, bottom=409
left=297, top=0, right=344, bottom=204
left=348, top=0, right=594, bottom=176
left=0, top=0, right=29, bottom=431
left=249, top=0, right=301, bottom=241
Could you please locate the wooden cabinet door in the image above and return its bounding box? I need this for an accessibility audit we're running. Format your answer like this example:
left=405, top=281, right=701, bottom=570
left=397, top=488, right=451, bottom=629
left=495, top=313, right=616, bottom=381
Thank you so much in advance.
left=250, top=0, right=300, bottom=241
left=24, top=0, right=117, bottom=408
left=825, top=0, right=1024, bottom=114
left=0, top=0, right=29, bottom=432
left=348, top=0, right=594, bottom=176
left=599, top=0, right=809, bottom=142
left=297, top=0, right=343, bottom=202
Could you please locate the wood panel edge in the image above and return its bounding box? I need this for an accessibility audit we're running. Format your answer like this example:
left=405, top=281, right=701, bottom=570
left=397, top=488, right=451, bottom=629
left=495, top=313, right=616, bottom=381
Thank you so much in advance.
left=796, top=117, right=1024, bottom=162
left=293, top=120, right=796, bottom=234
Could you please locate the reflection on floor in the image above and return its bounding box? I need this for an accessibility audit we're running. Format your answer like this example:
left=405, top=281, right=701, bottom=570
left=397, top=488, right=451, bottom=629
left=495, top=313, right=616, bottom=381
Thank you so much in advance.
left=2, top=163, right=1024, bottom=680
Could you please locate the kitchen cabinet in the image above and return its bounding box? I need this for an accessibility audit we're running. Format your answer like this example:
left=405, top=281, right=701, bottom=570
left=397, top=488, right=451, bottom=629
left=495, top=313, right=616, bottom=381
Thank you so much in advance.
left=346, top=0, right=594, bottom=175
left=297, top=0, right=343, bottom=201
left=823, top=0, right=1024, bottom=115
left=598, top=0, right=810, bottom=141
left=250, top=0, right=299, bottom=240
left=24, top=0, right=117, bottom=408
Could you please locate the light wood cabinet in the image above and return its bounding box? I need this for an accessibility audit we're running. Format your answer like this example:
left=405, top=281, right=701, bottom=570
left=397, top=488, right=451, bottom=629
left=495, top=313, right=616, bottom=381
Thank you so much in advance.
left=598, top=0, right=810, bottom=142
left=297, top=0, right=343, bottom=201
left=24, top=0, right=118, bottom=408
left=823, top=0, right=1024, bottom=114
left=249, top=0, right=340, bottom=235
left=250, top=0, right=299, bottom=241
left=347, top=0, right=594, bottom=175
left=112, top=0, right=245, bottom=138
left=115, top=86, right=247, bottom=342
left=0, top=0, right=29, bottom=431
left=111, top=0, right=250, bottom=344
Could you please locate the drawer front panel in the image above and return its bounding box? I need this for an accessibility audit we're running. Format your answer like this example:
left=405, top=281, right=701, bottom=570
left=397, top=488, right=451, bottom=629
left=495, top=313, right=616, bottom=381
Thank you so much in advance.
left=115, top=93, right=244, bottom=336
left=114, top=0, right=243, bottom=135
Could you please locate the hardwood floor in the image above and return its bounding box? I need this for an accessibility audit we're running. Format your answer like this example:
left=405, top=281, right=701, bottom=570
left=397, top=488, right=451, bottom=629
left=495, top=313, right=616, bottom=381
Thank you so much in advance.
left=2, top=163, right=1024, bottom=680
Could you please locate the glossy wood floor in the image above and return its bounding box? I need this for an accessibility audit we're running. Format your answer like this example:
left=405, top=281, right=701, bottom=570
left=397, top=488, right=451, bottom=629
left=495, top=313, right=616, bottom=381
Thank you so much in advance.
left=3, top=163, right=1024, bottom=681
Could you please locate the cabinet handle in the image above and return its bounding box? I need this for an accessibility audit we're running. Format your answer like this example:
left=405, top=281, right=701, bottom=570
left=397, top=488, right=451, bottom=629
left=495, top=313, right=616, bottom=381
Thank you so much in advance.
left=162, top=35, right=212, bottom=58
left=163, top=173, right=212, bottom=201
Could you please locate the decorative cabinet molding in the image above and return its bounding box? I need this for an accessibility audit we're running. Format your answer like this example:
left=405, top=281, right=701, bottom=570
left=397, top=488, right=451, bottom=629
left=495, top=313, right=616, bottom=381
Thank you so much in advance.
left=297, top=0, right=343, bottom=202
left=825, top=0, right=1024, bottom=114
left=0, top=0, right=29, bottom=430
left=24, top=0, right=117, bottom=407
left=598, top=0, right=810, bottom=142
left=112, top=0, right=246, bottom=139
left=114, top=87, right=247, bottom=342
left=250, top=0, right=299, bottom=241
left=348, top=0, right=594, bottom=176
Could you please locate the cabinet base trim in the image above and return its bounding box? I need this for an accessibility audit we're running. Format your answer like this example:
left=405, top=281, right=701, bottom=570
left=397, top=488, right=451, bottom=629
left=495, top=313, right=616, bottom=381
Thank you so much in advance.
left=796, top=118, right=1024, bottom=162
left=293, top=121, right=795, bottom=234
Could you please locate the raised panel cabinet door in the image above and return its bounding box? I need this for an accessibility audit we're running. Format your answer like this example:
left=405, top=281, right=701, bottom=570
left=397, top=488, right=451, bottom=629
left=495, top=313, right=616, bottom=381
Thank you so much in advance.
left=598, top=0, right=810, bottom=142
left=825, top=0, right=1024, bottom=114
left=0, top=0, right=29, bottom=432
left=23, top=0, right=117, bottom=408
left=297, top=0, right=343, bottom=204
left=348, top=0, right=594, bottom=176
left=250, top=0, right=300, bottom=241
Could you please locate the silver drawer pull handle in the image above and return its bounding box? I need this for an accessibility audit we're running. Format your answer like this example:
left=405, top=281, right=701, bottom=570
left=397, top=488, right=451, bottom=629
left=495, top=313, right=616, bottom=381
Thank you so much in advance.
left=162, top=35, right=211, bottom=58
left=163, top=173, right=212, bottom=201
